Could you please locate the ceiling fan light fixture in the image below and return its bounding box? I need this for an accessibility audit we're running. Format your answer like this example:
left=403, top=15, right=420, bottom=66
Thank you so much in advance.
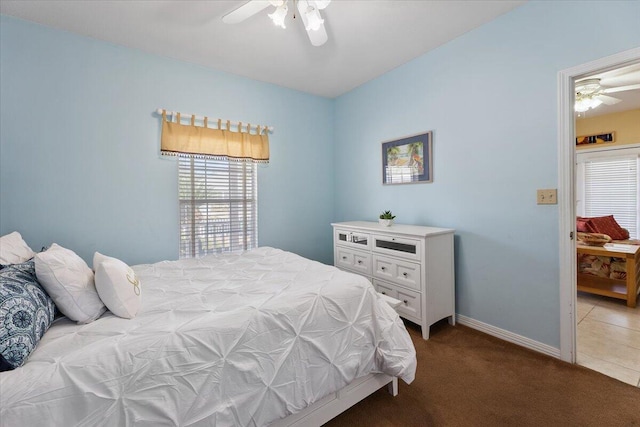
left=224, top=0, right=331, bottom=46
left=574, top=98, right=591, bottom=113
left=575, top=95, right=602, bottom=113
left=589, top=98, right=603, bottom=109
left=268, top=3, right=288, bottom=29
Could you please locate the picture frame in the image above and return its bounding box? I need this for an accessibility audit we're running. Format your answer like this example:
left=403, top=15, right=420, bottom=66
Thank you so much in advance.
left=382, top=131, right=433, bottom=185
left=575, top=131, right=615, bottom=146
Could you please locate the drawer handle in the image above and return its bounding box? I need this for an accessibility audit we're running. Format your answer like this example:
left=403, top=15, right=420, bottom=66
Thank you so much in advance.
left=403, top=299, right=408, bottom=304
left=381, top=266, right=386, bottom=271
left=357, top=260, right=362, bottom=264
left=402, top=272, right=408, bottom=277
left=381, top=291, right=386, bottom=295
left=342, top=256, right=347, bottom=260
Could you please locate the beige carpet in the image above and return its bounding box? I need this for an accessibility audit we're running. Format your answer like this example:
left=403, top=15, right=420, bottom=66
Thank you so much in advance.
left=326, top=321, right=640, bottom=427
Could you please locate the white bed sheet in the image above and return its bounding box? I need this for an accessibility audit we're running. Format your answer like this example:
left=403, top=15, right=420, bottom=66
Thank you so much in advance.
left=0, top=247, right=416, bottom=426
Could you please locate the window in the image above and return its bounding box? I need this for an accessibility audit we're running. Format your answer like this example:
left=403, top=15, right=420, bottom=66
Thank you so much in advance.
left=577, top=148, right=639, bottom=239
left=178, top=155, right=257, bottom=258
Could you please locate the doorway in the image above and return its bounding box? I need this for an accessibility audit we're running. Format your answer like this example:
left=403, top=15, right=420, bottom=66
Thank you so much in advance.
left=558, top=47, right=640, bottom=385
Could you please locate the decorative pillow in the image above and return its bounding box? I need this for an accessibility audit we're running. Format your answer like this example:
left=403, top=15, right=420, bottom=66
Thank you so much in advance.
left=93, top=252, right=142, bottom=319
left=0, top=260, right=56, bottom=371
left=35, top=244, right=106, bottom=324
left=0, top=232, right=35, bottom=266
left=576, top=218, right=595, bottom=233
left=582, top=215, right=629, bottom=240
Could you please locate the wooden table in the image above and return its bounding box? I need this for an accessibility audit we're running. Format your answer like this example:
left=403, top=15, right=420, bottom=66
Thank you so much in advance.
left=577, top=243, right=640, bottom=308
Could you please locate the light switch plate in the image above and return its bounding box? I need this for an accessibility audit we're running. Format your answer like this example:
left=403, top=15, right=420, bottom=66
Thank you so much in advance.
left=537, top=189, right=557, bottom=205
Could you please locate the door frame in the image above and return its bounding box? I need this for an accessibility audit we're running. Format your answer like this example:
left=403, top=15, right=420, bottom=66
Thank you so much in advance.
left=558, top=47, right=640, bottom=363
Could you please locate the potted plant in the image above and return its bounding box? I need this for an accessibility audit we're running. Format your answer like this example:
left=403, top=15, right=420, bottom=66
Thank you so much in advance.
left=379, top=210, right=396, bottom=227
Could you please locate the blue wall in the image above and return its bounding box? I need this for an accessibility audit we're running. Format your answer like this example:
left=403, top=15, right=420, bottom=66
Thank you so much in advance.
left=0, top=15, right=335, bottom=266
left=2, top=1, right=640, bottom=351
left=333, top=0, right=640, bottom=348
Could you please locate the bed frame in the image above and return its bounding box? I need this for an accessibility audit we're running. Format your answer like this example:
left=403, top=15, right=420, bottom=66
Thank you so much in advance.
left=270, top=374, right=398, bottom=426
left=577, top=243, right=640, bottom=308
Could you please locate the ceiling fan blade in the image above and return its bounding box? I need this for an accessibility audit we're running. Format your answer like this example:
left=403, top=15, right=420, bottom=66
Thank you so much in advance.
left=222, top=0, right=271, bottom=24
left=595, top=94, right=622, bottom=105
left=305, top=21, right=328, bottom=47
left=297, top=0, right=328, bottom=46
left=599, top=69, right=640, bottom=87
left=602, top=83, right=640, bottom=94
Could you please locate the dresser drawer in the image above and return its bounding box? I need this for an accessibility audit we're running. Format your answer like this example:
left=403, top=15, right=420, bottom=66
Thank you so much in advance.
left=373, top=234, right=421, bottom=261
left=396, top=287, right=421, bottom=321
left=373, top=255, right=421, bottom=291
left=373, top=279, right=397, bottom=298
left=373, top=279, right=421, bottom=322
left=335, top=247, right=372, bottom=276
left=334, top=228, right=371, bottom=251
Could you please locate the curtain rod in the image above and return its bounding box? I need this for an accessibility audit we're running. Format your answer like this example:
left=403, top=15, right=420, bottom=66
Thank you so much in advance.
left=156, top=109, right=274, bottom=133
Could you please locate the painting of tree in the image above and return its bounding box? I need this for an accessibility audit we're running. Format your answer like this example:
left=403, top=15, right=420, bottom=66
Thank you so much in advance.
left=382, top=132, right=432, bottom=184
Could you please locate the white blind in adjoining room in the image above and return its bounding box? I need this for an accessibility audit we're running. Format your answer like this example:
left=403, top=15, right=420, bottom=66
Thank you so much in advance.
left=584, top=156, right=639, bottom=239
left=178, top=155, right=257, bottom=259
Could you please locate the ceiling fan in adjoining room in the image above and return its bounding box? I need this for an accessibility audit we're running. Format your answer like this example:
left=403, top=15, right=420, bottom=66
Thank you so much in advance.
left=222, top=0, right=331, bottom=47
left=574, top=77, right=640, bottom=113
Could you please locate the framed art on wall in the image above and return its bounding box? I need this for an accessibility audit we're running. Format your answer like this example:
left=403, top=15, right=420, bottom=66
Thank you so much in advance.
left=382, top=131, right=433, bottom=185
left=575, top=131, right=615, bottom=146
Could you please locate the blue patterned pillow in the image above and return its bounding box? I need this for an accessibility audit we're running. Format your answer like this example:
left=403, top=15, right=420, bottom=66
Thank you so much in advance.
left=0, top=260, right=56, bottom=370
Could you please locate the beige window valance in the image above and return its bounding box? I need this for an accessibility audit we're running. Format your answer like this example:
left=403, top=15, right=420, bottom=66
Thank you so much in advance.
left=160, top=110, right=270, bottom=163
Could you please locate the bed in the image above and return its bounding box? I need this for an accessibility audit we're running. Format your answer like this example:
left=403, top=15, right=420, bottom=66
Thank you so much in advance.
left=0, top=247, right=416, bottom=426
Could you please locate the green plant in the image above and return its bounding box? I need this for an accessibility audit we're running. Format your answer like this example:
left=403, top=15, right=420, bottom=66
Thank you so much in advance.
left=379, top=210, right=396, bottom=220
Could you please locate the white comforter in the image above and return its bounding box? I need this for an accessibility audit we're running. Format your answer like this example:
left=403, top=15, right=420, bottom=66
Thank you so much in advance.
left=0, top=247, right=416, bottom=426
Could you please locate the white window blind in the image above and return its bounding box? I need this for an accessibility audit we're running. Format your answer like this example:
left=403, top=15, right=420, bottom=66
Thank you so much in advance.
left=584, top=156, right=639, bottom=239
left=179, top=155, right=257, bottom=258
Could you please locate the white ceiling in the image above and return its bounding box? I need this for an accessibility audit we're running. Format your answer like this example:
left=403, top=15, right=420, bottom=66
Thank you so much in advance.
left=4, top=0, right=639, bottom=114
left=0, top=0, right=526, bottom=98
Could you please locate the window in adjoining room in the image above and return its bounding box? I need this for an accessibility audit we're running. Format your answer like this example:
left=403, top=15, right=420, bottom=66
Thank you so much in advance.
left=576, top=149, right=639, bottom=239
left=178, top=156, right=257, bottom=258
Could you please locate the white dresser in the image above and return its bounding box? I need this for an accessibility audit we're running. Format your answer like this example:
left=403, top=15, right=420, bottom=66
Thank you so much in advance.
left=331, top=221, right=455, bottom=340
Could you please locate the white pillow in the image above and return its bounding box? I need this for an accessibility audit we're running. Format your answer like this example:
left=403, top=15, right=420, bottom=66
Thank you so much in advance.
left=35, top=243, right=106, bottom=323
left=93, top=252, right=141, bottom=319
left=0, top=232, right=35, bottom=265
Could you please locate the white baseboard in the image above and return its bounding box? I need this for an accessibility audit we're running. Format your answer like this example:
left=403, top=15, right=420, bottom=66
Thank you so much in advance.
left=456, top=314, right=561, bottom=359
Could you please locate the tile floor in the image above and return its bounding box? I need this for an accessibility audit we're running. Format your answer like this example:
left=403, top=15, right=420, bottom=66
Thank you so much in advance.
left=576, top=291, right=640, bottom=387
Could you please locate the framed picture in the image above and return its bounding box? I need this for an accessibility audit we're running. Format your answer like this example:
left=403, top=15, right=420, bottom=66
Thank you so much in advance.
left=382, top=131, right=433, bottom=185
left=576, top=131, right=615, bottom=146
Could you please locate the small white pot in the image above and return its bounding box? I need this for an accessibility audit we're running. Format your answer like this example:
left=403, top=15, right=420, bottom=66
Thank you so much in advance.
left=379, top=219, right=393, bottom=227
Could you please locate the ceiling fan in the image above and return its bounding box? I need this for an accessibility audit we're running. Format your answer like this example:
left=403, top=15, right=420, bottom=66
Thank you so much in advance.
left=574, top=77, right=640, bottom=113
left=222, top=0, right=331, bottom=47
